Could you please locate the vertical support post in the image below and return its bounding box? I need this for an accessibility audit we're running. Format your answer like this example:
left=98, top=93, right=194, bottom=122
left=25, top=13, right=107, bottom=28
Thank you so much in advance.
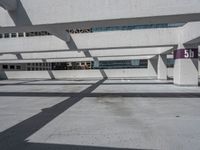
left=157, top=54, right=167, bottom=80
left=148, top=56, right=158, bottom=78
left=173, top=46, right=199, bottom=86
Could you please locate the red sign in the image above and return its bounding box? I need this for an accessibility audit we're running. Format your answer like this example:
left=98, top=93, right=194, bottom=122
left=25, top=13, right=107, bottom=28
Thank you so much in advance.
left=174, top=49, right=198, bottom=59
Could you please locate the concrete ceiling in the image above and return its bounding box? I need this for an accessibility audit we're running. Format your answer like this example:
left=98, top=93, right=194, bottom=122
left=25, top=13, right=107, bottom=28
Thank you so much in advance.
left=0, top=0, right=200, bottom=27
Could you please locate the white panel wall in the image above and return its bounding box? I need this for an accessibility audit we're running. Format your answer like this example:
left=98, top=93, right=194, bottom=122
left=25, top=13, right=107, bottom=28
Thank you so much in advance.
left=1, top=71, right=51, bottom=79
left=104, top=69, right=156, bottom=79
left=0, top=29, right=178, bottom=53
left=52, top=70, right=102, bottom=79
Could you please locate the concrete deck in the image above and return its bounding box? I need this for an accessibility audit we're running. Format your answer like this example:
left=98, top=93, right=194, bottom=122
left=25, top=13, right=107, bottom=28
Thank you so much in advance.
left=0, top=79, right=200, bottom=150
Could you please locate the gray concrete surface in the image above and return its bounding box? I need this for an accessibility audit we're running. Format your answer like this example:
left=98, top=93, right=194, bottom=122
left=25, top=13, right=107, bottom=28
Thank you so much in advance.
left=0, top=79, right=200, bottom=150
left=1, top=0, right=200, bottom=27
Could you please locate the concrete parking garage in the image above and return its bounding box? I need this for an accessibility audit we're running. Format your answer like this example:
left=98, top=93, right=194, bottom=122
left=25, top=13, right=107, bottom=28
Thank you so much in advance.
left=0, top=0, right=200, bottom=149
left=0, top=79, right=200, bottom=150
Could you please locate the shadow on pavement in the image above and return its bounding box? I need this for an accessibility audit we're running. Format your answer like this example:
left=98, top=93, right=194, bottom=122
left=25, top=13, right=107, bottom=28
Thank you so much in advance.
left=0, top=79, right=116, bottom=150
left=0, top=78, right=198, bottom=150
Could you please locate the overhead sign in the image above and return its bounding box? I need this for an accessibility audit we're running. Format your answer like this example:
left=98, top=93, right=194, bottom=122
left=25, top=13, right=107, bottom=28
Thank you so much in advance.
left=174, top=49, right=198, bottom=59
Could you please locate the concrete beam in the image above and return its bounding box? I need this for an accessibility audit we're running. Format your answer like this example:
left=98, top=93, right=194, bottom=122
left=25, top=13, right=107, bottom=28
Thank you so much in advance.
left=48, top=27, right=70, bottom=42
left=181, top=22, right=200, bottom=46
left=0, top=0, right=17, bottom=11
left=0, top=47, right=172, bottom=60
left=0, top=55, right=155, bottom=63
left=0, top=28, right=178, bottom=53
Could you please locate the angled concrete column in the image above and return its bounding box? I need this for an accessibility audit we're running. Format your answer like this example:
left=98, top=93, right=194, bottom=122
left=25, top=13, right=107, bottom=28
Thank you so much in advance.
left=148, top=57, right=158, bottom=78
left=174, top=47, right=199, bottom=86
left=48, top=27, right=70, bottom=42
left=157, top=54, right=167, bottom=80
left=0, top=0, right=17, bottom=11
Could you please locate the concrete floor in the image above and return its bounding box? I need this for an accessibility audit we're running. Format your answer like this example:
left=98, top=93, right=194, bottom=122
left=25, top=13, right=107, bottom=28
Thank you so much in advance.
left=0, top=79, right=200, bottom=150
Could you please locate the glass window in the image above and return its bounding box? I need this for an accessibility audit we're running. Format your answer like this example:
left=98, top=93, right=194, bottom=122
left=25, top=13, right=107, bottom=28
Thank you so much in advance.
left=131, top=60, right=140, bottom=66
left=47, top=32, right=51, bottom=35
left=41, top=31, right=49, bottom=36
left=2, top=65, right=8, bottom=69
left=4, top=33, right=10, bottom=38
left=16, top=66, right=21, bottom=70
left=34, top=32, right=39, bottom=36
left=11, top=33, right=17, bottom=38
left=167, top=59, right=175, bottom=68
left=30, top=32, right=35, bottom=36
left=18, top=33, right=24, bottom=37
left=26, top=32, right=30, bottom=37
left=0, top=34, right=3, bottom=38
left=10, top=65, right=15, bottom=70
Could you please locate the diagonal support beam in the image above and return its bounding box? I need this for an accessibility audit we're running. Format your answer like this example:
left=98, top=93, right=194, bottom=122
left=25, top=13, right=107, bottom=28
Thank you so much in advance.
left=48, top=27, right=70, bottom=42
left=0, top=0, right=17, bottom=11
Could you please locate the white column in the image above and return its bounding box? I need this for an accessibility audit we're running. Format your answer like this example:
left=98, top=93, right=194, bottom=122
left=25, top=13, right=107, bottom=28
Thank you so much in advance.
left=148, top=57, right=158, bottom=78
left=174, top=46, right=199, bottom=86
left=157, top=54, right=167, bottom=80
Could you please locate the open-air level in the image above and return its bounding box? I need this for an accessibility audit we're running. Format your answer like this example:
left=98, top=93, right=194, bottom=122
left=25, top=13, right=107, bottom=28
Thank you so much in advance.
left=0, top=0, right=200, bottom=150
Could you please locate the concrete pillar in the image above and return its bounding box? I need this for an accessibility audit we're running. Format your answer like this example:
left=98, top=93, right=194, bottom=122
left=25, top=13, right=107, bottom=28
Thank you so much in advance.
left=157, top=54, right=167, bottom=80
left=174, top=47, right=199, bottom=86
left=148, top=57, right=158, bottom=78
left=199, top=58, right=200, bottom=77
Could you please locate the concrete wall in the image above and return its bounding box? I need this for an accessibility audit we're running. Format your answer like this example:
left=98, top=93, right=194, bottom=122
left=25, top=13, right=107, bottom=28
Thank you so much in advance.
left=0, top=29, right=177, bottom=53
left=0, top=71, right=51, bottom=79
left=0, top=68, right=157, bottom=80
left=167, top=68, right=200, bottom=78
left=52, top=70, right=102, bottom=79
left=0, top=68, right=199, bottom=80
left=181, top=22, right=200, bottom=44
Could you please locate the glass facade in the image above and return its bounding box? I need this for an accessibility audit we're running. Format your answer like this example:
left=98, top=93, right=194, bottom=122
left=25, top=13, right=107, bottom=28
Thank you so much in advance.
left=94, top=60, right=148, bottom=69
left=167, top=58, right=175, bottom=68
left=0, top=24, right=184, bottom=39
left=0, top=60, right=150, bottom=71
left=92, top=23, right=184, bottom=32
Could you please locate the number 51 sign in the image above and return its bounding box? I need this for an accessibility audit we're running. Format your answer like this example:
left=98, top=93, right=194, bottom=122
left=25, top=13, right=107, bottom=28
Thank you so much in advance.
left=174, top=49, right=198, bottom=59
